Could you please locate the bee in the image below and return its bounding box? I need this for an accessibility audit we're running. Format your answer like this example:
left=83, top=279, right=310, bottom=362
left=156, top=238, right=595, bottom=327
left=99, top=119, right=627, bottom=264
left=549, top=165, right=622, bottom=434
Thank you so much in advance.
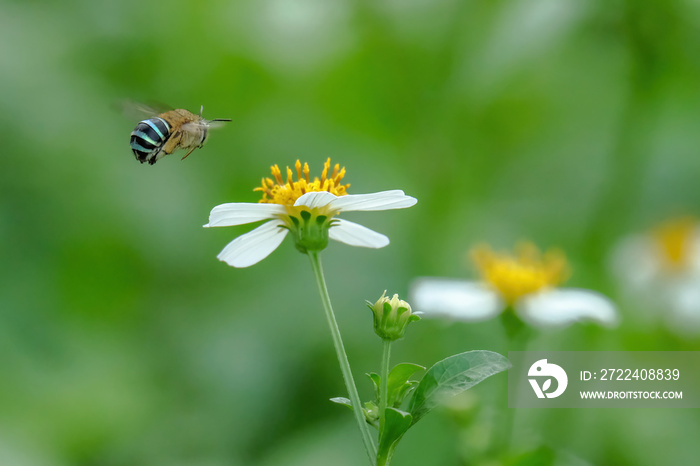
left=128, top=103, right=231, bottom=165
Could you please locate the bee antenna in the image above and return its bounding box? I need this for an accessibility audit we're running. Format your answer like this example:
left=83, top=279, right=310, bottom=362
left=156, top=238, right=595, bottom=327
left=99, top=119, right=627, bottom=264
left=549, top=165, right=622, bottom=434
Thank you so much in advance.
left=212, top=118, right=232, bottom=122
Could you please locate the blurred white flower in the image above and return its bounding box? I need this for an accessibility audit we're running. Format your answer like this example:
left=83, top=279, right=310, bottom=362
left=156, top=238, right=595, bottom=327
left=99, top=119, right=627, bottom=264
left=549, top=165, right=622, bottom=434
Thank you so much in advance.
left=205, top=159, right=417, bottom=267
left=411, top=242, right=618, bottom=328
left=610, top=217, right=700, bottom=335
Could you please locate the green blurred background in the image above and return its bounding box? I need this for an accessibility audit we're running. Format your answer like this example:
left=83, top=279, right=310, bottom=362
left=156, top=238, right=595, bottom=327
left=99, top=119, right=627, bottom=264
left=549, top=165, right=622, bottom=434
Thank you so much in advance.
left=2, top=0, right=700, bottom=464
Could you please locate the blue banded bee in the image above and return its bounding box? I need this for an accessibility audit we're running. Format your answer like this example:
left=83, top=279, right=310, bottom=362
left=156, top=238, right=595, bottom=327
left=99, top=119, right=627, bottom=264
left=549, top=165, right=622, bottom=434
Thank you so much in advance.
left=129, top=104, right=231, bottom=165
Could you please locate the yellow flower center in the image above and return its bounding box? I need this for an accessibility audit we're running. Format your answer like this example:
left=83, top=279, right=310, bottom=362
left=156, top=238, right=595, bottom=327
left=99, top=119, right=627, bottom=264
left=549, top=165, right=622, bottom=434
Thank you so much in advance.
left=652, top=217, right=697, bottom=271
left=255, top=158, right=350, bottom=205
left=471, top=242, right=570, bottom=305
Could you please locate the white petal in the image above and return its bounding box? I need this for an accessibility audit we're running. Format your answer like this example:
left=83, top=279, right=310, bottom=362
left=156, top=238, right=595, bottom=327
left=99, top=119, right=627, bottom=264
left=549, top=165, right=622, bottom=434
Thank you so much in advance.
left=295, top=191, right=338, bottom=208
left=205, top=203, right=286, bottom=227
left=328, top=190, right=417, bottom=212
left=608, top=234, right=662, bottom=291
left=329, top=219, right=389, bottom=248
left=688, top=228, right=700, bottom=273
left=517, top=288, right=619, bottom=328
left=665, top=277, right=700, bottom=335
left=409, top=278, right=503, bottom=322
left=216, top=220, right=288, bottom=267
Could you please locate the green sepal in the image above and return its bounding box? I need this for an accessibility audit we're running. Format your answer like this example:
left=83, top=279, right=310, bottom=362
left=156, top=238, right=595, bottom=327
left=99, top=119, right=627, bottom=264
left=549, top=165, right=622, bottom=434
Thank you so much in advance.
left=286, top=208, right=332, bottom=253
left=377, top=408, right=413, bottom=466
left=409, top=350, right=510, bottom=424
left=383, top=301, right=392, bottom=318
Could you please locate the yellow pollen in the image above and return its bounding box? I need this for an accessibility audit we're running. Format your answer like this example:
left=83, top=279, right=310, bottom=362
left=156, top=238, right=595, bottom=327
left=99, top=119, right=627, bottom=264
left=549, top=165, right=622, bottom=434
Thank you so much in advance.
left=254, top=158, right=350, bottom=205
left=652, top=217, right=697, bottom=270
left=471, top=242, right=570, bottom=305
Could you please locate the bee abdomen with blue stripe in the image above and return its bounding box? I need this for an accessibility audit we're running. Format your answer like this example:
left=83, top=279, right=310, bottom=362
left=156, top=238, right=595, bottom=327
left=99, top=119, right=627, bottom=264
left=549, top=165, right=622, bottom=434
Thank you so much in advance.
left=130, top=117, right=171, bottom=165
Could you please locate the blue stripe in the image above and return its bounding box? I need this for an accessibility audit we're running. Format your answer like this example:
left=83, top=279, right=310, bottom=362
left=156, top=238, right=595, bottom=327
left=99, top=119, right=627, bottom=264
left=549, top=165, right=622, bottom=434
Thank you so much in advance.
left=142, top=117, right=169, bottom=139
left=130, top=140, right=156, bottom=153
left=131, top=130, right=159, bottom=146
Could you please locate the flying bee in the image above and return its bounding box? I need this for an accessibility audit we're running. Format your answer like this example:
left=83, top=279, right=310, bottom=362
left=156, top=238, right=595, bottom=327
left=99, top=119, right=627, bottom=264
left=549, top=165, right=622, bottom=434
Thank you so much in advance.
left=128, top=103, right=231, bottom=165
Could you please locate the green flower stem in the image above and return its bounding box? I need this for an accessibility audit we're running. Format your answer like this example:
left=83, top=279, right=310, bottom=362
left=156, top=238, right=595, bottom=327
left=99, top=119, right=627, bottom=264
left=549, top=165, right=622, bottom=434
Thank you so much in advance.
left=377, top=339, right=392, bottom=466
left=379, top=339, right=392, bottom=427
left=492, top=308, right=532, bottom=457
left=308, top=251, right=377, bottom=464
left=499, top=308, right=526, bottom=344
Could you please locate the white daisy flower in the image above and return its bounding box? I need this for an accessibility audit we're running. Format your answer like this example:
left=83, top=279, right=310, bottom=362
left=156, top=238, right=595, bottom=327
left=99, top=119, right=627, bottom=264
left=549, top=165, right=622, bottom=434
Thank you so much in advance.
left=411, top=242, right=619, bottom=328
left=205, top=159, right=417, bottom=267
left=610, top=217, right=700, bottom=335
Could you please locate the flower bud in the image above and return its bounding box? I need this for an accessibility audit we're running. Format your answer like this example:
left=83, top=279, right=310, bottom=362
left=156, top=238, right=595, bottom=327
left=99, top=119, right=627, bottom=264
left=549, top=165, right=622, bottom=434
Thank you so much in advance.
left=368, top=291, right=420, bottom=341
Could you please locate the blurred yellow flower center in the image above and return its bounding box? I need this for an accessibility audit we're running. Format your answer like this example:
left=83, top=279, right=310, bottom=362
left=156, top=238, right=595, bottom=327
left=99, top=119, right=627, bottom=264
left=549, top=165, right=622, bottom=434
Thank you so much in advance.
left=653, top=217, right=697, bottom=270
left=471, top=243, right=570, bottom=304
left=255, top=158, right=350, bottom=205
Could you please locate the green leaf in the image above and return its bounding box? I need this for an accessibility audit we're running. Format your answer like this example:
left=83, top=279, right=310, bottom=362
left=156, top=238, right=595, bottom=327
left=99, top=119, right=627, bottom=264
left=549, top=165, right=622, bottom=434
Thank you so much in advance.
left=409, top=350, right=510, bottom=424
left=387, top=363, right=425, bottom=406
left=388, top=363, right=424, bottom=388
left=329, top=397, right=379, bottom=427
left=394, top=380, right=419, bottom=408
left=329, top=397, right=352, bottom=409
left=377, top=408, right=413, bottom=466
left=367, top=372, right=381, bottom=400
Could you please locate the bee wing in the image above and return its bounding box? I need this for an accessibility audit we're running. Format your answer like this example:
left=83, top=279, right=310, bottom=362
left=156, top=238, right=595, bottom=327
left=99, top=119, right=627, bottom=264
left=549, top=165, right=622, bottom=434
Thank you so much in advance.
left=180, top=119, right=231, bottom=132
left=120, top=100, right=173, bottom=120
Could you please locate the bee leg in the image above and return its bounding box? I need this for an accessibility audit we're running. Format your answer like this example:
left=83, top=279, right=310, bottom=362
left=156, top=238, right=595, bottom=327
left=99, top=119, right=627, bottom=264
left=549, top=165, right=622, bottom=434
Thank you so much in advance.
left=181, top=147, right=198, bottom=160
left=159, top=132, right=182, bottom=162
